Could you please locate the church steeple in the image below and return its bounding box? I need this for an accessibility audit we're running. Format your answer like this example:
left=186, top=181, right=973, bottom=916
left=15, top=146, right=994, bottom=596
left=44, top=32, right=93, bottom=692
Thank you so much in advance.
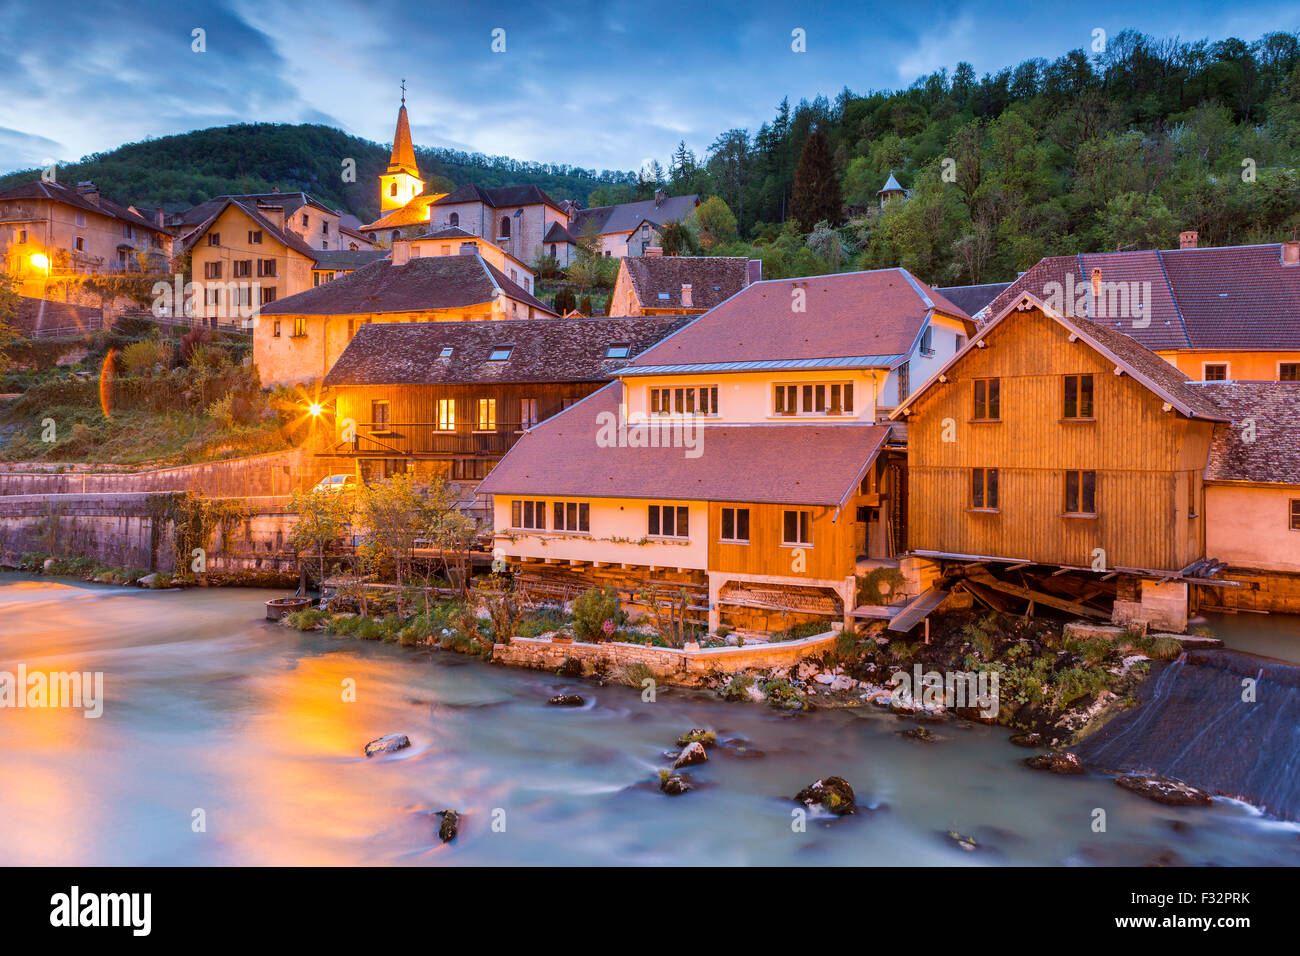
left=380, top=81, right=424, bottom=212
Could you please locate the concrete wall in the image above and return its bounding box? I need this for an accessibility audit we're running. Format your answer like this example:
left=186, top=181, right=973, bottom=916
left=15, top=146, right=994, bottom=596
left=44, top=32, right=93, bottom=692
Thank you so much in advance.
left=1206, top=482, right=1300, bottom=574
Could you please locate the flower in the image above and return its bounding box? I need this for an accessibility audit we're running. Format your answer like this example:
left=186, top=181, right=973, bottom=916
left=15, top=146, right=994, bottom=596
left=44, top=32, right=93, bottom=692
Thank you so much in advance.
left=601, top=619, right=616, bottom=637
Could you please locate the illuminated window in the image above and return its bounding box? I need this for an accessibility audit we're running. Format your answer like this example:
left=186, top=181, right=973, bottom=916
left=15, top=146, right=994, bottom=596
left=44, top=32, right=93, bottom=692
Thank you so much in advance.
left=477, top=398, right=496, bottom=431
left=1280, top=363, right=1299, bottom=381
left=292, top=316, right=306, bottom=337
left=371, top=400, right=390, bottom=431
left=436, top=399, right=455, bottom=431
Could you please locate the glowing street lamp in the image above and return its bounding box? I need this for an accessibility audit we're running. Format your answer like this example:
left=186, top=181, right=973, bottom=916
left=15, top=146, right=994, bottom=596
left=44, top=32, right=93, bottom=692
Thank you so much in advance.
left=30, top=253, right=50, bottom=272
left=308, top=402, right=323, bottom=417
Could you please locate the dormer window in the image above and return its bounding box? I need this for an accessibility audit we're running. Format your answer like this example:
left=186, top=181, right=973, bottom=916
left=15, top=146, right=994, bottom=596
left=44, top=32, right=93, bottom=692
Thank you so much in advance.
left=489, top=346, right=513, bottom=361
left=449, top=212, right=459, bottom=227
left=605, top=343, right=631, bottom=359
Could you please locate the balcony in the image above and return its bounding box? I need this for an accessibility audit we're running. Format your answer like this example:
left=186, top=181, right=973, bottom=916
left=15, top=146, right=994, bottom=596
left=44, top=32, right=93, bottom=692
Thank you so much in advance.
left=335, top=420, right=527, bottom=457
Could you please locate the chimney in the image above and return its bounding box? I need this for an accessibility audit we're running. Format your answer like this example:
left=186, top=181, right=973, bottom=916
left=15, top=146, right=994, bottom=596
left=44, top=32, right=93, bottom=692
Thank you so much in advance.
left=644, top=245, right=663, bottom=258
left=681, top=283, right=693, bottom=308
left=257, top=202, right=285, bottom=230
left=655, top=188, right=666, bottom=208
left=747, top=259, right=762, bottom=284
left=392, top=238, right=410, bottom=265
left=1180, top=230, right=1198, bottom=250
left=1283, top=241, right=1300, bottom=266
left=76, top=181, right=99, bottom=206
left=1090, top=267, right=1102, bottom=300
left=154, top=207, right=165, bottom=228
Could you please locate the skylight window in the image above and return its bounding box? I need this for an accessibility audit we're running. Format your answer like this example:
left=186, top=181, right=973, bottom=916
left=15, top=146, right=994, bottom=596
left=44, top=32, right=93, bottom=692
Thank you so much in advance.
left=606, top=343, right=631, bottom=359
left=489, top=346, right=513, bottom=361
left=439, top=347, right=453, bottom=358
left=657, top=292, right=670, bottom=300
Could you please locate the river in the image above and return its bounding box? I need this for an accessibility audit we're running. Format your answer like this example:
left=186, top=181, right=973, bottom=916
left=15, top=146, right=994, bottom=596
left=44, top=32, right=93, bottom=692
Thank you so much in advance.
left=1, top=575, right=1297, bottom=866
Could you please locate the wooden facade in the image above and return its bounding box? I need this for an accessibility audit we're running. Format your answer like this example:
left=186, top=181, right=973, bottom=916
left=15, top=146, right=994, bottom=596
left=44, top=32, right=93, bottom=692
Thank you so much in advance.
left=329, top=382, right=600, bottom=467
left=902, top=305, right=1218, bottom=573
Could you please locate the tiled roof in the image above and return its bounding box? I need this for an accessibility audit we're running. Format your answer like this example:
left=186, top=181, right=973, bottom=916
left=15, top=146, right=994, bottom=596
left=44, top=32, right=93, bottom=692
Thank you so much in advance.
left=259, top=253, right=556, bottom=316
left=323, top=316, right=690, bottom=387
left=359, top=193, right=447, bottom=232
left=1199, top=382, right=1300, bottom=484
left=0, top=180, right=170, bottom=235
left=936, top=282, right=1012, bottom=318
left=624, top=268, right=973, bottom=370
left=170, top=191, right=331, bottom=228
left=180, top=197, right=320, bottom=260
left=543, top=221, right=578, bottom=244
left=431, top=183, right=565, bottom=213
left=311, top=249, right=388, bottom=271
left=622, top=256, right=750, bottom=311
left=983, top=245, right=1300, bottom=351
left=569, top=193, right=698, bottom=237
left=477, top=382, right=891, bottom=505
left=414, top=226, right=477, bottom=240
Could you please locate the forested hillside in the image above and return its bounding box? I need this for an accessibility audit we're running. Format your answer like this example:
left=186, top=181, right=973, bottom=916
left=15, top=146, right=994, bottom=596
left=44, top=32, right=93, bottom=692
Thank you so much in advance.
left=0, top=124, right=638, bottom=224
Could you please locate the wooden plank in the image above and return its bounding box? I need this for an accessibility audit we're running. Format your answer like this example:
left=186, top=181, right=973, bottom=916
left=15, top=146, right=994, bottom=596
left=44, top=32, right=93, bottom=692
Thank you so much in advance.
left=963, top=580, right=1015, bottom=613
left=977, top=575, right=1109, bottom=619
left=888, top=586, right=950, bottom=632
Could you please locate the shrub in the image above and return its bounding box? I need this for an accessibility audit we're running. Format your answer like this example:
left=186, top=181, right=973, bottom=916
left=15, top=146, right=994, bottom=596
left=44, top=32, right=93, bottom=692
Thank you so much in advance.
left=556, top=657, right=585, bottom=678
left=553, top=288, right=577, bottom=314
left=119, top=337, right=172, bottom=376
left=616, top=661, right=656, bottom=688
left=571, top=586, right=625, bottom=642
left=857, top=567, right=906, bottom=606
left=285, top=608, right=328, bottom=630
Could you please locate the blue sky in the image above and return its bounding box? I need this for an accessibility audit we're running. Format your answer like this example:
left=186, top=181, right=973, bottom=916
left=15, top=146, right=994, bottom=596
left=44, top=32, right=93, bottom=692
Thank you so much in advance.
left=0, top=0, right=1296, bottom=176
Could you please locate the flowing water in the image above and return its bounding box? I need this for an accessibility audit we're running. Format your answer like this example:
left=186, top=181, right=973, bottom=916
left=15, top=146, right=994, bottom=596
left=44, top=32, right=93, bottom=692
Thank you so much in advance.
left=1, top=575, right=1298, bottom=866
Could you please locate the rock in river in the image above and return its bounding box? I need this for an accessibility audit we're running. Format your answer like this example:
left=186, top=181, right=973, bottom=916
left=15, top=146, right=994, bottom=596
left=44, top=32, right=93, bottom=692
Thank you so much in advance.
left=794, top=775, right=857, bottom=815
left=437, top=809, right=460, bottom=842
left=1024, top=751, right=1084, bottom=774
left=672, top=741, right=708, bottom=769
left=659, top=771, right=692, bottom=796
left=676, top=728, right=717, bottom=747
left=363, top=733, right=411, bottom=757
left=548, top=694, right=585, bottom=707
left=1115, top=774, right=1213, bottom=807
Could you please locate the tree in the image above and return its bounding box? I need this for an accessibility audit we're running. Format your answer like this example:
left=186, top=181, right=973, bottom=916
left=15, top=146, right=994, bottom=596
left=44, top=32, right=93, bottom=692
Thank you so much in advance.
left=288, top=484, right=354, bottom=588
left=356, top=472, right=431, bottom=618
left=0, top=274, right=23, bottom=374
left=659, top=220, right=700, bottom=256
left=791, top=128, right=842, bottom=231
left=691, top=196, right=738, bottom=249
left=553, top=288, right=577, bottom=314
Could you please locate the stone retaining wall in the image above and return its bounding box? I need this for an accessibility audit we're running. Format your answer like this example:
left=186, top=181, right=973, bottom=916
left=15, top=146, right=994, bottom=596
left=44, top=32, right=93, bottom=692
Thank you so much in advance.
left=493, top=630, right=841, bottom=684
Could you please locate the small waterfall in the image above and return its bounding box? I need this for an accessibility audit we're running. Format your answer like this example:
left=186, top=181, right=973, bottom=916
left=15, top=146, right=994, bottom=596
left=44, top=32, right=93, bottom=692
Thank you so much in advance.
left=1077, top=649, right=1300, bottom=821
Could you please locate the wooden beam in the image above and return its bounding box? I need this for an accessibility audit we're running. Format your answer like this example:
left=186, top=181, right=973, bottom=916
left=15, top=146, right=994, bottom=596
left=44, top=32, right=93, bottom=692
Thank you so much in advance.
left=1006, top=562, right=1031, bottom=571
left=975, top=575, right=1109, bottom=620
left=1051, top=567, right=1073, bottom=576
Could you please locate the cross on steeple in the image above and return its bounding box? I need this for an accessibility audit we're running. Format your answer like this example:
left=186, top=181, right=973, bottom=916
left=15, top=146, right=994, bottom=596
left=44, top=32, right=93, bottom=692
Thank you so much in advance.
left=400, top=78, right=406, bottom=105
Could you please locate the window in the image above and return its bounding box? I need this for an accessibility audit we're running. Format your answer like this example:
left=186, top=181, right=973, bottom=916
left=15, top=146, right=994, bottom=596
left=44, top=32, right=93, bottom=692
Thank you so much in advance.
left=438, top=346, right=453, bottom=359
left=322, top=221, right=329, bottom=235
left=511, top=500, right=546, bottom=530
left=73, top=236, right=84, bottom=251
left=260, top=287, right=276, bottom=305
left=436, top=399, right=455, bottom=431
left=650, top=385, right=718, bottom=416
left=207, top=233, right=220, bottom=246
left=1188, top=472, right=1199, bottom=519
left=346, top=319, right=354, bottom=339
left=302, top=214, right=309, bottom=227
left=205, top=288, right=220, bottom=307
left=488, top=346, right=512, bottom=361
left=233, top=259, right=252, bottom=278
left=499, top=217, right=511, bottom=239
left=248, top=230, right=263, bottom=244
left=919, top=327, right=934, bottom=357
left=204, top=261, right=222, bottom=279
left=1063, top=374, right=1094, bottom=419
left=606, top=343, right=631, bottom=359
left=123, top=224, right=134, bottom=239
left=782, top=509, right=812, bottom=546
left=897, top=362, right=911, bottom=401
left=477, top=398, right=497, bottom=432
left=1291, top=499, right=1300, bottom=531
left=452, top=459, right=493, bottom=480
left=75, top=212, right=86, bottom=227
left=552, top=501, right=590, bottom=533
left=371, top=400, right=390, bottom=431
left=955, top=334, right=966, bottom=352
left=1065, top=470, right=1097, bottom=515
left=17, top=229, right=26, bottom=243
left=520, top=398, right=538, bottom=428
left=1204, top=363, right=1228, bottom=381
left=292, top=316, right=306, bottom=337
left=648, top=504, right=689, bottom=538
left=1280, top=363, right=1299, bottom=381
left=720, top=507, right=750, bottom=543
left=272, top=320, right=281, bottom=338
left=773, top=382, right=854, bottom=416
left=389, top=183, right=397, bottom=197
left=971, top=468, right=999, bottom=510
left=550, top=243, right=557, bottom=257
left=449, top=213, right=459, bottom=227
left=440, top=245, right=451, bottom=255
left=973, top=377, right=1000, bottom=420
left=258, top=259, right=277, bottom=277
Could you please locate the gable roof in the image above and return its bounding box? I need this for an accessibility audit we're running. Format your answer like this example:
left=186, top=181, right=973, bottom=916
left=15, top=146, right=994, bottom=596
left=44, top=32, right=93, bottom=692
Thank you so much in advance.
left=414, top=226, right=478, bottom=241
left=259, top=253, right=556, bottom=317
left=621, top=268, right=974, bottom=374
left=359, top=192, right=448, bottom=232
left=431, top=183, right=565, bottom=213
left=1198, top=382, right=1300, bottom=484
left=543, top=221, right=579, bottom=245
left=892, top=292, right=1230, bottom=422
left=936, top=282, right=1012, bottom=318
left=569, top=193, right=699, bottom=237
left=982, top=244, right=1300, bottom=351
left=621, top=256, right=750, bottom=311
left=323, top=315, right=690, bottom=387
left=0, top=180, right=170, bottom=235
left=311, top=249, right=388, bottom=271
left=170, top=191, right=335, bottom=229
left=477, top=381, right=891, bottom=506
left=180, top=197, right=321, bottom=260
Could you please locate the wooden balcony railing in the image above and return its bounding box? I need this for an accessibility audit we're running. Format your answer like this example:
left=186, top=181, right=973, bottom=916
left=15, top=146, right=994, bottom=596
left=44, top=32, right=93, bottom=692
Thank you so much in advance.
left=337, top=420, right=529, bottom=457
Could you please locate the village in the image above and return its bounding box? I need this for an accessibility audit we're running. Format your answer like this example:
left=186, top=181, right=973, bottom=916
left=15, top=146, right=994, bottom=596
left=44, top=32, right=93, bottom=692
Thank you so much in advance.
left=2, top=64, right=1300, bottom=851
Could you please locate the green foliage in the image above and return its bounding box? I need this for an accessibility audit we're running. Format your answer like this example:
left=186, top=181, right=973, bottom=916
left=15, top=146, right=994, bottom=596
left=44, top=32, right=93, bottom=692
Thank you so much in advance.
left=658, top=220, right=700, bottom=255
left=857, top=567, right=906, bottom=606
left=771, top=620, right=830, bottom=642
left=719, top=673, right=755, bottom=701
left=759, top=677, right=810, bottom=711
left=516, top=606, right=573, bottom=638
left=690, top=196, right=738, bottom=248
left=285, top=608, right=328, bottom=631
left=791, top=129, right=843, bottom=230
left=552, top=288, right=577, bottom=314
left=571, top=585, right=625, bottom=642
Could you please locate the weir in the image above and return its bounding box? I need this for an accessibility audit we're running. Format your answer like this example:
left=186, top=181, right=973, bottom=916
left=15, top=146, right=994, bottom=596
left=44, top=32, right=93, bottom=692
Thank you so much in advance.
left=1077, top=649, right=1300, bottom=821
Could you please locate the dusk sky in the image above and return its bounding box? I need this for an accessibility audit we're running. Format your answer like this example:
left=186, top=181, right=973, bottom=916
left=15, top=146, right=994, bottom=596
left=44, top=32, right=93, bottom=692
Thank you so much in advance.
left=1, top=0, right=1296, bottom=176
